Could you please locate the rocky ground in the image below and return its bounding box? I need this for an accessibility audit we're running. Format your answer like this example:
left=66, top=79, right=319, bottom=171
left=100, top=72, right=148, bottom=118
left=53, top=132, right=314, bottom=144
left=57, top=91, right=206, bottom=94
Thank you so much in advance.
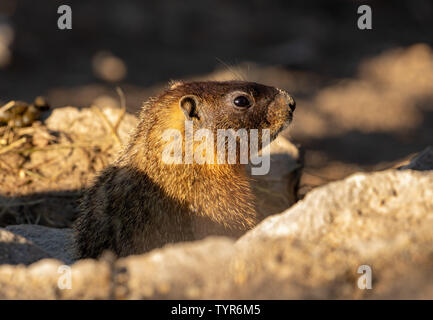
left=0, top=146, right=432, bottom=299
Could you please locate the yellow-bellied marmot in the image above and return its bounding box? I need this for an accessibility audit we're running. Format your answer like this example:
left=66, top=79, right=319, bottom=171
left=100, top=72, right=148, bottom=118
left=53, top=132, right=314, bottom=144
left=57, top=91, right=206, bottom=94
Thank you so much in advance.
left=73, top=80, right=295, bottom=258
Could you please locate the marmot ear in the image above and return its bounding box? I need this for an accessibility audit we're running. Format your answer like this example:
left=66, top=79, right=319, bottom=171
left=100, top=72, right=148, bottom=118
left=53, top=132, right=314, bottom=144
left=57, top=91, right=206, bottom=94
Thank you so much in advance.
left=179, top=95, right=200, bottom=121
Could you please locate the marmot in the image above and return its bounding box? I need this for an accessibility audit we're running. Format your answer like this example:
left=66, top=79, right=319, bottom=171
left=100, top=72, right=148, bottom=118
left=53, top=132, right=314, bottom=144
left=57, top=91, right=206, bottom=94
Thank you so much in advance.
left=73, top=80, right=295, bottom=258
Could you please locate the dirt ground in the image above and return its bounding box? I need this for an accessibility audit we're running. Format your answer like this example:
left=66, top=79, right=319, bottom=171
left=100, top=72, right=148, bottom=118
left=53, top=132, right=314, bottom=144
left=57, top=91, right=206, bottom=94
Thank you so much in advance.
left=0, top=1, right=432, bottom=227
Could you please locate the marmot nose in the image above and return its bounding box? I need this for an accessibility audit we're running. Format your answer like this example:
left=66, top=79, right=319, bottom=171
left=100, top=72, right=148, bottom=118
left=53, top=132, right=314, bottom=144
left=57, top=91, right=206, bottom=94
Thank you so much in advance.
left=286, top=95, right=296, bottom=112
left=276, top=89, right=296, bottom=112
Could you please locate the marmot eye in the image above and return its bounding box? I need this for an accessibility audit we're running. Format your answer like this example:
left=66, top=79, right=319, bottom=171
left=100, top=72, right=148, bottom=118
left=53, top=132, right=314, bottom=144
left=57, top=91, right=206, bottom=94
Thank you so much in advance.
left=233, top=96, right=251, bottom=108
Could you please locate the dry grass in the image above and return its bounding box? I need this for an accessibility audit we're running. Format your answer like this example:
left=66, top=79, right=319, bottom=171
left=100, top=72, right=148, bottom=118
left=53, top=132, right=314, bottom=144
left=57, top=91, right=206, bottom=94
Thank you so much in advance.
left=0, top=90, right=129, bottom=227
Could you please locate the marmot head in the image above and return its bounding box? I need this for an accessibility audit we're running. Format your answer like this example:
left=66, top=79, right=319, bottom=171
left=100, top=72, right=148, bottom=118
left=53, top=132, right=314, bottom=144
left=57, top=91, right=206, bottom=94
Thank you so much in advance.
left=139, top=80, right=295, bottom=165
left=167, top=80, right=295, bottom=139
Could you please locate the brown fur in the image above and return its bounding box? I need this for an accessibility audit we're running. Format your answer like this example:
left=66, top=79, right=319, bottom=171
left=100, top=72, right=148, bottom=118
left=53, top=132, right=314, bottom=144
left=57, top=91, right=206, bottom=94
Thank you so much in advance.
left=73, top=81, right=295, bottom=258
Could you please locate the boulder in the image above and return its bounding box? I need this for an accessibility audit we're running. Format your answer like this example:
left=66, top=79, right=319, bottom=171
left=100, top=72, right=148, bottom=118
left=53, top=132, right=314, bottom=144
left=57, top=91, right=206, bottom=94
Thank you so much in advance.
left=239, top=170, right=433, bottom=246
left=0, top=228, right=51, bottom=265
left=0, top=258, right=112, bottom=299
left=5, top=225, right=74, bottom=264
left=247, top=134, right=303, bottom=219
left=115, top=237, right=236, bottom=299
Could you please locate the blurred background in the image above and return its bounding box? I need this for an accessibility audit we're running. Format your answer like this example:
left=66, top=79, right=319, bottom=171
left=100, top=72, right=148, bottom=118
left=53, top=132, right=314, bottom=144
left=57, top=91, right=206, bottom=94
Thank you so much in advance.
left=0, top=0, right=433, bottom=200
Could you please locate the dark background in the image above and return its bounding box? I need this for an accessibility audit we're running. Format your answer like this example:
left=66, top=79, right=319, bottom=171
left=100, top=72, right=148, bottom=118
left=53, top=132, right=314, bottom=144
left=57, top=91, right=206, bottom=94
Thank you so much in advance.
left=1, top=0, right=432, bottom=103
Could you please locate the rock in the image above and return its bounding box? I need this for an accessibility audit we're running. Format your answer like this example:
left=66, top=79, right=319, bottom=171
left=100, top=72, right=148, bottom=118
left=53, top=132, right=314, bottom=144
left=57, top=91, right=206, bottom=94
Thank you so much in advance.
left=0, top=228, right=51, bottom=265
left=247, top=134, right=303, bottom=219
left=236, top=169, right=433, bottom=298
left=44, top=106, right=137, bottom=146
left=5, top=225, right=74, bottom=264
left=61, top=258, right=112, bottom=299
left=0, top=258, right=112, bottom=299
left=115, top=237, right=236, bottom=299
left=239, top=170, right=433, bottom=246
left=0, top=259, right=64, bottom=299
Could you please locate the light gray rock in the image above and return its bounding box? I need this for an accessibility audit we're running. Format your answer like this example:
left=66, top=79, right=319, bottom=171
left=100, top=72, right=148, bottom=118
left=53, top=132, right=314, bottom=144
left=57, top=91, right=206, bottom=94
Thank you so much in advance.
left=0, top=258, right=112, bottom=299
left=45, top=106, right=138, bottom=146
left=238, top=170, right=433, bottom=248
left=0, top=228, right=51, bottom=265
left=5, top=225, right=74, bottom=264
left=115, top=237, right=236, bottom=299
left=247, top=134, right=303, bottom=219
